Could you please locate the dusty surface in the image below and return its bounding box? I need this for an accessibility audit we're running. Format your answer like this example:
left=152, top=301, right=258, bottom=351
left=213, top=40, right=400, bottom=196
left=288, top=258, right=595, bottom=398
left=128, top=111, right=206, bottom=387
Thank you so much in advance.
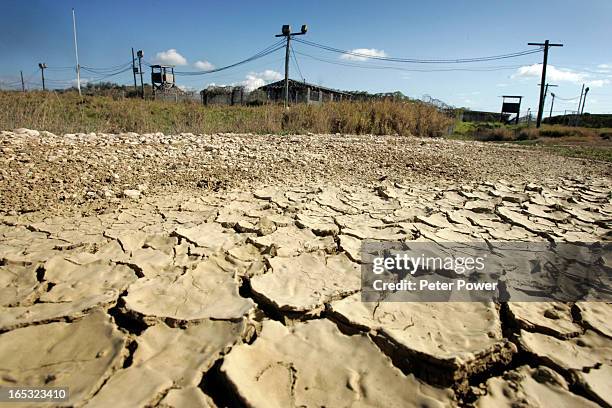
left=0, top=129, right=611, bottom=407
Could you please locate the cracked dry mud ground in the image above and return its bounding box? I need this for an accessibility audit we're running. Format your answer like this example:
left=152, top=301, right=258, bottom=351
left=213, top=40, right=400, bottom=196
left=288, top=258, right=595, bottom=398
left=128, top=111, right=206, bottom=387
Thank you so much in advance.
left=0, top=129, right=611, bottom=407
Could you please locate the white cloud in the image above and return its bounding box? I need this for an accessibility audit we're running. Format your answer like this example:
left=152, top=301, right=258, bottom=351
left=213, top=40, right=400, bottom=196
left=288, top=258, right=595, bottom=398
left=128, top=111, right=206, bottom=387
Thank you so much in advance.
left=259, top=70, right=283, bottom=81
left=512, top=64, right=610, bottom=88
left=512, top=64, right=586, bottom=83
left=194, top=60, right=215, bottom=70
left=240, top=70, right=282, bottom=91
left=597, top=64, right=611, bottom=69
left=586, top=79, right=610, bottom=88
left=177, top=85, right=196, bottom=92
left=153, top=49, right=187, bottom=66
left=340, top=48, right=387, bottom=61
left=205, top=70, right=283, bottom=92
left=73, top=78, right=89, bottom=86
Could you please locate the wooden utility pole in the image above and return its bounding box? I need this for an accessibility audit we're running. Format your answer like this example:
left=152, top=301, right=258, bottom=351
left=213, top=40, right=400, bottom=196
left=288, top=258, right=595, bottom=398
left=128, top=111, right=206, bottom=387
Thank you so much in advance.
left=38, top=63, right=47, bottom=91
left=20, top=71, right=25, bottom=92
left=131, top=48, right=138, bottom=92
left=275, top=24, right=308, bottom=108
left=528, top=40, right=563, bottom=128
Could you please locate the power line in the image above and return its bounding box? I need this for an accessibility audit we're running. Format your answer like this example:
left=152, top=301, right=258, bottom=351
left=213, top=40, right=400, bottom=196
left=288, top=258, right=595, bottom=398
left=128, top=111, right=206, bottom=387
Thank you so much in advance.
left=290, top=44, right=304, bottom=81
left=554, top=94, right=580, bottom=101
left=45, top=66, right=74, bottom=71
left=527, top=40, right=563, bottom=127
left=171, top=40, right=286, bottom=76
left=83, top=66, right=133, bottom=82
left=80, top=62, right=133, bottom=74
left=294, top=49, right=528, bottom=72
left=293, top=38, right=544, bottom=64
left=182, top=56, right=286, bottom=87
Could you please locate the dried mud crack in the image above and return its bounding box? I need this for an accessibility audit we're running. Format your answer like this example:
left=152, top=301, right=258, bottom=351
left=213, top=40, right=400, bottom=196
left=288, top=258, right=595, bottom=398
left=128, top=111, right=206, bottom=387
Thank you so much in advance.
left=0, top=129, right=611, bottom=407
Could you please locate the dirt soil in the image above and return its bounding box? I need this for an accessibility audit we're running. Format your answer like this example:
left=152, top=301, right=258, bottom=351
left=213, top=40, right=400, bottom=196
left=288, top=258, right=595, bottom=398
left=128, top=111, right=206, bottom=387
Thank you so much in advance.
left=1, top=129, right=611, bottom=407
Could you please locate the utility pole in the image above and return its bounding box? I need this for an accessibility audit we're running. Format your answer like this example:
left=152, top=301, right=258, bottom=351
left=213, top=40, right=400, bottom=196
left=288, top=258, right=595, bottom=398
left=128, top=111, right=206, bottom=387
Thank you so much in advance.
left=549, top=93, right=555, bottom=118
left=275, top=24, right=308, bottom=108
left=538, top=83, right=557, bottom=121
left=527, top=108, right=532, bottom=127
left=575, top=84, right=585, bottom=126
left=131, top=48, right=138, bottom=93
left=528, top=40, right=563, bottom=128
left=137, top=50, right=144, bottom=99
left=580, top=86, right=590, bottom=124
left=20, top=71, right=25, bottom=92
left=72, top=8, right=81, bottom=96
left=38, top=63, right=47, bottom=91
left=580, top=87, right=590, bottom=115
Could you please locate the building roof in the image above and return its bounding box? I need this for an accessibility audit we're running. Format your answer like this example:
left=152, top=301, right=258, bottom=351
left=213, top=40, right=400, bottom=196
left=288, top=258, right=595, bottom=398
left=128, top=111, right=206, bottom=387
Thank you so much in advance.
left=258, top=79, right=350, bottom=95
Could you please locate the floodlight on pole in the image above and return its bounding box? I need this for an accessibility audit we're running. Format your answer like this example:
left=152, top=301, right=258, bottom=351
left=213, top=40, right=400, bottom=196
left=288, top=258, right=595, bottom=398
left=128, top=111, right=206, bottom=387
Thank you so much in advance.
left=38, top=63, right=47, bottom=91
left=72, top=8, right=81, bottom=96
left=137, top=50, right=144, bottom=99
left=580, top=87, right=590, bottom=115
left=549, top=93, right=556, bottom=118
left=275, top=24, right=308, bottom=109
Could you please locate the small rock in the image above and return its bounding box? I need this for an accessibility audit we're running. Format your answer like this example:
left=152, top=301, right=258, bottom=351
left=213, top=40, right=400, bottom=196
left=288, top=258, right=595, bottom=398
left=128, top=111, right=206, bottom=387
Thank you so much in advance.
left=122, top=189, right=141, bottom=200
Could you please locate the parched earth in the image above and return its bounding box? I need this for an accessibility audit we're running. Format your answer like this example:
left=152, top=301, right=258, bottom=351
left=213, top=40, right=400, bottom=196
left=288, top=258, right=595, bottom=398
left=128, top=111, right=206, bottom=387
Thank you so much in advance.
left=0, top=129, right=611, bottom=407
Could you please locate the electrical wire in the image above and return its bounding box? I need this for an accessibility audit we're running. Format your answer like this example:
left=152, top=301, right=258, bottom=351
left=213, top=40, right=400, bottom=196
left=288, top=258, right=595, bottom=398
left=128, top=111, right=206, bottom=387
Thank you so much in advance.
left=172, top=40, right=286, bottom=75
left=290, top=44, right=304, bottom=81
left=45, top=66, right=74, bottom=71
left=80, top=61, right=133, bottom=72
left=554, top=95, right=581, bottom=101
left=84, top=66, right=133, bottom=82
left=186, top=56, right=286, bottom=86
left=293, top=49, right=528, bottom=72
left=81, top=62, right=133, bottom=75
left=293, top=38, right=544, bottom=64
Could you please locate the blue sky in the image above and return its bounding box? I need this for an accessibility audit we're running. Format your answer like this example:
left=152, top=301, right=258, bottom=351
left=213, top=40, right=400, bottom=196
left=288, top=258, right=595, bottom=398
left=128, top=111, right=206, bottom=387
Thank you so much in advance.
left=1, top=0, right=612, bottom=114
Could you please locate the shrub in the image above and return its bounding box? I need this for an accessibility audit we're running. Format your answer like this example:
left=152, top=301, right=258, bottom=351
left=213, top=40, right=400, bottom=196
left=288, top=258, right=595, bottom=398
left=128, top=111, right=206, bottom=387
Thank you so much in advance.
left=0, top=91, right=453, bottom=137
left=472, top=124, right=514, bottom=141
left=516, top=128, right=538, bottom=141
left=537, top=125, right=598, bottom=139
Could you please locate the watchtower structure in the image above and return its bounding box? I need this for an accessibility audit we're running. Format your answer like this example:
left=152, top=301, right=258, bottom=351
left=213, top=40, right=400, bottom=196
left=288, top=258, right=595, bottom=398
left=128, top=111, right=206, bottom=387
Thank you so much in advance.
left=150, top=65, right=175, bottom=92
left=500, top=95, right=523, bottom=125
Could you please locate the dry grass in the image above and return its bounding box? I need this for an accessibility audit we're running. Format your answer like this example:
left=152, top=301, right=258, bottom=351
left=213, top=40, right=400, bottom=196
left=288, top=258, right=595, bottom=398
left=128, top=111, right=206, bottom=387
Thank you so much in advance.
left=468, top=123, right=600, bottom=142
left=0, top=91, right=453, bottom=137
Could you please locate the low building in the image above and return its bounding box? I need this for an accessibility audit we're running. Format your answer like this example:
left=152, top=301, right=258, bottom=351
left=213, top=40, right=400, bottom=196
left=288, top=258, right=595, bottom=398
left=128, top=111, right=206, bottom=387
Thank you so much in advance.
left=258, top=79, right=351, bottom=104
left=460, top=110, right=509, bottom=123
left=200, top=86, right=245, bottom=106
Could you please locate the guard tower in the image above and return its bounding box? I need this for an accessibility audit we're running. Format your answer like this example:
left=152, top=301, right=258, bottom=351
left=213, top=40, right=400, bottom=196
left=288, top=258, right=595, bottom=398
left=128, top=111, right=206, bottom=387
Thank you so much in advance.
left=150, top=65, right=175, bottom=92
left=500, top=95, right=523, bottom=124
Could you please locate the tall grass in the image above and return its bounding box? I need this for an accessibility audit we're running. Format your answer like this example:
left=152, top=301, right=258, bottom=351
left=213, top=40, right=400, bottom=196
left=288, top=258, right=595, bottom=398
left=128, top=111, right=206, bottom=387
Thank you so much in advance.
left=465, top=122, right=601, bottom=142
left=0, top=91, right=453, bottom=137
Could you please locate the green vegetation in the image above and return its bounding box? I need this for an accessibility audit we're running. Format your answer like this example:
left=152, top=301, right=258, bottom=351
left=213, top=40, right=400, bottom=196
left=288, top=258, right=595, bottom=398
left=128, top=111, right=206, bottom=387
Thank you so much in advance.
left=0, top=91, right=452, bottom=137
left=544, top=113, right=612, bottom=128
left=450, top=120, right=612, bottom=162
left=538, top=145, right=612, bottom=163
